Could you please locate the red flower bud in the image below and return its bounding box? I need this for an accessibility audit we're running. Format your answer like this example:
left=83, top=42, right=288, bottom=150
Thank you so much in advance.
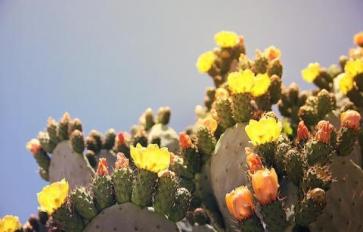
left=179, top=132, right=192, bottom=149
left=340, top=110, right=361, bottom=130
left=245, top=148, right=263, bottom=173
left=26, top=139, right=42, bottom=155
left=117, top=132, right=127, bottom=145
left=97, top=158, right=109, bottom=176
left=315, top=121, right=334, bottom=144
left=297, top=121, right=310, bottom=142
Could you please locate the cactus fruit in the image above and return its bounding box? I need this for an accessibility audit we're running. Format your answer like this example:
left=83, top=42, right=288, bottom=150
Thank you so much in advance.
left=210, top=124, right=250, bottom=229
left=83, top=203, right=178, bottom=232
left=154, top=170, right=179, bottom=216
left=131, top=169, right=158, bottom=207
left=52, top=204, right=84, bottom=232
left=112, top=159, right=133, bottom=204
left=49, top=141, right=94, bottom=189
left=92, top=160, right=115, bottom=210
left=168, top=187, right=192, bottom=222
left=70, top=187, right=98, bottom=222
left=196, top=126, right=216, bottom=156
left=70, top=129, right=85, bottom=154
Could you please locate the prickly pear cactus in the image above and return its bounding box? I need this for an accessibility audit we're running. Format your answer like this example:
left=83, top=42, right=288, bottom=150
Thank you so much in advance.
left=309, top=158, right=363, bottom=232
left=83, top=203, right=178, bottom=232
left=49, top=141, right=94, bottom=189
left=210, top=124, right=250, bottom=229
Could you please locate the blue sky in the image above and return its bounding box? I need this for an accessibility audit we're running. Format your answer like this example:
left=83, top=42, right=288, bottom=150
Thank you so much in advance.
left=0, top=0, right=362, bottom=222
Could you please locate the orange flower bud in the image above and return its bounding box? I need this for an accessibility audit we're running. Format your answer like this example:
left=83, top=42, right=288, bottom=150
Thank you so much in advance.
left=245, top=148, right=263, bottom=173
left=115, top=153, right=129, bottom=169
left=251, top=168, right=279, bottom=205
left=97, top=158, right=109, bottom=176
left=354, top=32, right=363, bottom=47
left=225, top=186, right=255, bottom=221
left=264, top=46, right=281, bottom=61
left=116, top=132, right=127, bottom=145
left=340, top=110, right=361, bottom=130
left=297, top=121, right=310, bottom=142
left=315, top=120, right=334, bottom=144
left=26, top=139, right=42, bottom=155
left=179, top=132, right=192, bottom=149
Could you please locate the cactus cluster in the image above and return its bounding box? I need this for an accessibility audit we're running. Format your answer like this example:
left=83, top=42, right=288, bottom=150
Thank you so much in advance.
left=3, top=31, right=363, bottom=232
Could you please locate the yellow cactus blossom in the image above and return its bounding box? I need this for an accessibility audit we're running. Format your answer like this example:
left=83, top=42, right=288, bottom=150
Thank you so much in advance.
left=227, top=69, right=254, bottom=94
left=301, top=63, right=321, bottom=83
left=130, top=144, right=170, bottom=173
left=214, top=31, right=240, bottom=48
left=345, top=59, right=363, bottom=76
left=245, top=117, right=282, bottom=145
left=196, top=51, right=216, bottom=73
left=251, top=73, right=271, bottom=97
left=201, top=116, right=218, bottom=133
left=0, top=215, right=22, bottom=232
left=338, top=73, right=355, bottom=94
left=228, top=69, right=271, bottom=97
left=37, top=179, right=69, bottom=215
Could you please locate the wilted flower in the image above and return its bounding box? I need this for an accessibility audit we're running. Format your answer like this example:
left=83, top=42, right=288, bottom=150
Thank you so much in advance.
left=225, top=186, right=255, bottom=221
left=130, top=144, right=170, bottom=173
left=115, top=153, right=129, bottom=169
left=37, top=179, right=69, bottom=215
left=245, top=148, right=263, bottom=173
left=97, top=158, right=109, bottom=176
left=340, top=110, right=361, bottom=130
left=315, top=120, right=334, bottom=144
left=302, top=63, right=321, bottom=83
left=26, top=138, right=42, bottom=155
left=0, top=215, right=22, bottom=232
left=245, top=117, right=282, bottom=145
left=214, top=31, right=240, bottom=48
left=251, top=168, right=279, bottom=205
left=179, top=132, right=192, bottom=149
left=196, top=51, right=216, bottom=73
left=264, top=46, right=281, bottom=61
left=297, top=121, right=310, bottom=142
left=354, top=32, right=363, bottom=47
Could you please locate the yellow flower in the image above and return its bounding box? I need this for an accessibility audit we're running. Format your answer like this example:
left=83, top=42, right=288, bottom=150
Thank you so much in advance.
left=282, top=120, right=293, bottom=136
left=214, top=31, right=240, bottom=48
left=227, top=70, right=254, bottom=94
left=338, top=73, right=355, bottom=94
left=130, top=144, right=170, bottom=173
left=201, top=116, right=218, bottom=133
left=37, top=179, right=69, bottom=215
left=196, top=51, right=216, bottom=73
left=251, top=73, right=271, bottom=97
left=0, top=215, right=22, bottom=232
left=245, top=117, right=282, bottom=145
left=301, top=63, right=321, bottom=83
left=345, top=59, right=363, bottom=76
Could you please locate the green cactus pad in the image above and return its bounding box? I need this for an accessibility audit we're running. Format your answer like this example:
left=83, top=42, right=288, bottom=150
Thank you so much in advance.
left=210, top=124, right=250, bottom=230
left=309, top=158, right=363, bottom=231
left=49, top=141, right=94, bottom=189
left=92, top=175, right=115, bottom=211
left=83, top=203, right=178, bottom=232
left=196, top=127, right=216, bottom=156
left=112, top=168, right=133, bottom=204
left=154, top=173, right=179, bottom=216
left=71, top=187, right=98, bottom=222
left=131, top=169, right=158, bottom=208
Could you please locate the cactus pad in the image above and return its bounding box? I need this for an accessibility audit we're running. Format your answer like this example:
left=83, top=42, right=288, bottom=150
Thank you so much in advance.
left=49, top=141, right=94, bottom=189
left=309, top=158, right=363, bottom=231
left=83, top=203, right=178, bottom=232
left=210, top=124, right=250, bottom=229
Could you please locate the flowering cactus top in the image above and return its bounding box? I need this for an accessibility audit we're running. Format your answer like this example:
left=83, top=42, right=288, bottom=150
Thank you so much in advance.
left=227, top=69, right=271, bottom=97
left=250, top=168, right=279, bottom=205
left=214, top=31, right=240, bottom=48
left=245, top=116, right=282, bottom=145
left=0, top=215, right=22, bottom=232
left=301, top=63, right=321, bottom=83
left=338, top=59, right=363, bottom=94
left=37, top=179, right=69, bottom=214
left=225, top=186, right=255, bottom=221
left=130, top=144, right=170, bottom=173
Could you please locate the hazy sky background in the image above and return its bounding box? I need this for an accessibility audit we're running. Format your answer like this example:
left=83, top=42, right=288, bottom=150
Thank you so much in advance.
left=0, top=0, right=362, bottom=222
